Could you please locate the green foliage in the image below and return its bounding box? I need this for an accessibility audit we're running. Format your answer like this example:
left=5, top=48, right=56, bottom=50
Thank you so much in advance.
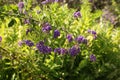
left=0, top=0, right=120, bottom=80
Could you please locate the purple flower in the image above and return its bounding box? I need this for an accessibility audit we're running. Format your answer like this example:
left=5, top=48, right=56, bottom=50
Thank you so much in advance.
left=82, top=38, right=87, bottom=44
left=74, top=11, right=81, bottom=18
left=0, top=36, right=2, bottom=42
left=90, top=54, right=96, bottom=62
left=92, top=31, right=96, bottom=35
left=42, top=22, right=52, bottom=33
left=88, top=30, right=97, bottom=39
left=76, top=36, right=87, bottom=44
left=61, top=48, right=68, bottom=54
left=76, top=36, right=84, bottom=43
left=18, top=2, right=24, bottom=9
left=18, top=2, right=24, bottom=13
left=88, top=30, right=91, bottom=33
left=24, top=19, right=30, bottom=24
left=26, top=28, right=32, bottom=35
left=88, top=30, right=96, bottom=35
left=54, top=48, right=61, bottom=54
left=36, top=41, right=52, bottom=54
left=54, top=30, right=60, bottom=38
left=54, top=48, right=68, bottom=55
left=67, top=34, right=73, bottom=42
left=69, top=46, right=80, bottom=56
left=24, top=40, right=34, bottom=47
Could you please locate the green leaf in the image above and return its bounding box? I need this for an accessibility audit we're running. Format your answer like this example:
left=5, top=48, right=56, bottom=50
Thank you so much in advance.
left=8, top=19, right=16, bottom=27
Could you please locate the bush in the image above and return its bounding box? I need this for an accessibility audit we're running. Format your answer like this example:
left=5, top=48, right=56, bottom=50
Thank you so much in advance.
left=0, top=0, right=120, bottom=80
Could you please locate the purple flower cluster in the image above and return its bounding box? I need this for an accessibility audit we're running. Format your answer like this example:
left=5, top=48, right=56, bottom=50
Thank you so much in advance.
left=18, top=2, right=24, bottom=13
left=67, top=34, right=73, bottom=42
left=0, top=36, right=2, bottom=42
left=24, top=19, right=30, bottom=24
left=18, top=40, right=34, bottom=47
left=18, top=2, right=24, bottom=9
left=54, top=30, right=60, bottom=38
left=42, top=23, right=52, bottom=33
left=69, top=46, right=80, bottom=56
left=76, top=36, right=87, bottom=44
left=26, top=28, right=32, bottom=35
left=36, top=41, right=52, bottom=54
left=54, top=48, right=68, bottom=55
left=90, top=54, right=96, bottom=62
left=24, top=40, right=34, bottom=47
left=74, top=11, right=81, bottom=18
left=88, top=30, right=97, bottom=39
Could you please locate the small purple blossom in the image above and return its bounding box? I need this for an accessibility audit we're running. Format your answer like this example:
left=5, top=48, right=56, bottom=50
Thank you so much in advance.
left=36, top=41, right=52, bottom=54
left=82, top=38, right=87, bottom=44
left=18, top=2, right=24, bottom=9
left=18, top=2, right=24, bottom=13
left=76, top=36, right=84, bottom=43
left=88, top=30, right=97, bottom=39
left=92, top=31, right=96, bottom=35
left=0, top=36, right=2, bottom=42
left=69, top=46, right=80, bottom=56
left=67, top=34, right=73, bottom=42
left=61, top=48, right=68, bottom=54
left=26, top=28, right=32, bottom=35
left=76, top=36, right=87, bottom=44
left=90, top=54, right=96, bottom=62
left=88, top=30, right=97, bottom=35
left=74, top=11, right=81, bottom=18
left=88, top=30, right=91, bottom=33
left=54, top=48, right=68, bottom=55
left=42, top=22, right=52, bottom=33
left=54, top=29, right=60, bottom=38
left=24, top=40, right=34, bottom=47
left=54, top=48, right=61, bottom=54
left=24, top=19, right=30, bottom=24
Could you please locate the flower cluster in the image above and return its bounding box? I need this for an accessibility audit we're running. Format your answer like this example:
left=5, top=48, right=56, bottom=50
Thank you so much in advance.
left=69, top=46, right=80, bottom=56
left=42, top=22, right=52, bottom=33
left=74, top=11, right=81, bottom=18
left=26, top=28, right=32, bottom=35
left=88, top=30, right=97, bottom=39
left=54, top=48, right=68, bottom=55
left=18, top=40, right=34, bottom=47
left=24, top=19, right=30, bottom=24
left=24, top=40, right=34, bottom=47
left=76, top=36, right=87, bottom=44
left=54, top=29, right=60, bottom=38
left=18, top=2, right=24, bottom=13
left=67, top=34, right=73, bottom=42
left=36, top=41, right=52, bottom=54
left=90, top=54, right=96, bottom=62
